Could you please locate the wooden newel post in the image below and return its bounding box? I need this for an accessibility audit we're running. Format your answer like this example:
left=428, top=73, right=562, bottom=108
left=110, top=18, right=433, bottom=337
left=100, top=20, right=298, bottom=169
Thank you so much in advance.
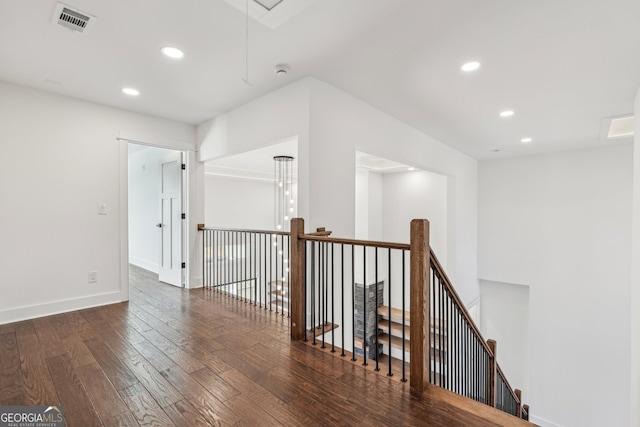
left=410, top=219, right=430, bottom=392
left=515, top=389, right=522, bottom=418
left=487, top=339, right=497, bottom=407
left=523, top=404, right=530, bottom=421
left=290, top=218, right=306, bottom=340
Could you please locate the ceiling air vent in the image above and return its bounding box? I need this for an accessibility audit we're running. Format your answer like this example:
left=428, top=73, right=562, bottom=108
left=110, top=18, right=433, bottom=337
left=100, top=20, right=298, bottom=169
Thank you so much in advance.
left=51, top=3, right=97, bottom=34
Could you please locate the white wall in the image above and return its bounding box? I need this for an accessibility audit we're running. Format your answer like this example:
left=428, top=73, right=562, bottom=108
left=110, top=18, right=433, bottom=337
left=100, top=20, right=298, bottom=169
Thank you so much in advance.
left=354, top=169, right=383, bottom=241
left=479, top=280, right=530, bottom=402
left=198, top=77, right=478, bottom=303
left=308, top=79, right=477, bottom=304
left=205, top=175, right=274, bottom=229
left=383, top=170, right=448, bottom=267
left=0, top=82, right=196, bottom=323
left=355, top=169, right=370, bottom=239
left=479, top=145, right=632, bottom=427
left=632, top=87, right=640, bottom=427
left=198, top=79, right=311, bottom=221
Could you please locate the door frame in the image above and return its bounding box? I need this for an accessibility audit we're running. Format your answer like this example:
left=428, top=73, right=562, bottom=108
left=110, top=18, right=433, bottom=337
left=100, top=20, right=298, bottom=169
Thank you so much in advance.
left=119, top=136, right=196, bottom=300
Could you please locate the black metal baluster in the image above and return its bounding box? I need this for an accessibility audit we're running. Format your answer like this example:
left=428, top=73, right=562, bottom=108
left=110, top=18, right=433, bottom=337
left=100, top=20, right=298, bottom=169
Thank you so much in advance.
left=311, top=242, right=316, bottom=345
left=341, top=244, right=345, bottom=357
left=446, top=290, right=450, bottom=391
left=374, top=247, right=379, bottom=372
left=243, top=232, right=247, bottom=302
left=387, top=248, right=392, bottom=377
left=363, top=245, right=367, bottom=367
left=401, top=250, right=406, bottom=382
left=202, top=230, right=207, bottom=288
left=255, top=232, right=259, bottom=305
left=280, top=234, right=284, bottom=315
left=275, top=234, right=279, bottom=313
left=351, top=245, right=356, bottom=362
left=257, top=233, right=262, bottom=307
left=321, top=242, right=326, bottom=349
left=432, top=269, right=437, bottom=385
left=439, top=274, right=443, bottom=387
left=303, top=240, right=308, bottom=342
left=270, top=234, right=274, bottom=311
left=331, top=243, right=336, bottom=353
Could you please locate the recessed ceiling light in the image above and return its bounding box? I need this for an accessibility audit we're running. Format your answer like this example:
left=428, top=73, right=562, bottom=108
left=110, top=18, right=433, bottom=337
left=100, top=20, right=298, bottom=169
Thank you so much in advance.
left=499, top=110, right=514, bottom=117
left=461, top=61, right=481, bottom=72
left=521, top=137, right=532, bottom=143
left=408, top=167, right=416, bottom=171
left=122, top=87, right=140, bottom=96
left=161, top=46, right=184, bottom=59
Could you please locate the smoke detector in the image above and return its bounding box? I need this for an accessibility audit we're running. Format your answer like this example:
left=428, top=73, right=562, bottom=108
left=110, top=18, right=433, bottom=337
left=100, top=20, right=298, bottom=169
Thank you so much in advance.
left=51, top=2, right=97, bottom=34
left=275, top=64, right=290, bottom=76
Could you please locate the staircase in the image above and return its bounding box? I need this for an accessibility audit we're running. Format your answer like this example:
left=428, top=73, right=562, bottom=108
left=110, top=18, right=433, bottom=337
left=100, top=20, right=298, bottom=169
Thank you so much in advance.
left=380, top=306, right=447, bottom=366
left=269, top=280, right=289, bottom=312
left=353, top=306, right=447, bottom=368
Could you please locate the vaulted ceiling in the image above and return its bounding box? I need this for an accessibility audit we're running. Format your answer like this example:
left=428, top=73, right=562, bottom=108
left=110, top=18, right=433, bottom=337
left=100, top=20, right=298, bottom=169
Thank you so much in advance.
left=1, top=0, right=638, bottom=159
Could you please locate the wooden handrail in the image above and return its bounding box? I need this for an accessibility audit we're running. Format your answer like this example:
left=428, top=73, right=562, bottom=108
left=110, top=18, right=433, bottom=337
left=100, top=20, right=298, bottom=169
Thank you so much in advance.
left=430, top=248, right=493, bottom=355
left=198, top=225, right=291, bottom=235
left=301, top=234, right=411, bottom=251
left=497, top=364, right=519, bottom=404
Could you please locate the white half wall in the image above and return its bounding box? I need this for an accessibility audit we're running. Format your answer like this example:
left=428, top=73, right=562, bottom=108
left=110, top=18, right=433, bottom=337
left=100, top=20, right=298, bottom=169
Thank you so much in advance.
left=479, top=144, right=632, bottom=427
left=0, top=82, right=196, bottom=324
left=205, top=175, right=274, bottom=230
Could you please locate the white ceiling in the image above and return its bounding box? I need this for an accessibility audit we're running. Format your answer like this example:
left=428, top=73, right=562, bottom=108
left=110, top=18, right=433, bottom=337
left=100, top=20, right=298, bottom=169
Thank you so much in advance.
left=1, top=0, right=639, bottom=160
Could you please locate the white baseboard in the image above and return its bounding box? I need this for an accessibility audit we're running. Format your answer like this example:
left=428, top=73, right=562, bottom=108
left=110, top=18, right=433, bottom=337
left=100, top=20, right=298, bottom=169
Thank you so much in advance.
left=188, top=276, right=204, bottom=289
left=0, top=291, right=125, bottom=325
left=129, top=257, right=159, bottom=273
left=530, top=415, right=564, bottom=427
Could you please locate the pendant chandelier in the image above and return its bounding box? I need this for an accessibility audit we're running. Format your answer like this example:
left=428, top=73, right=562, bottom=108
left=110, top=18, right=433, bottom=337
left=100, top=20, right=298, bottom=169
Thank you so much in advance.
left=273, top=155, right=294, bottom=231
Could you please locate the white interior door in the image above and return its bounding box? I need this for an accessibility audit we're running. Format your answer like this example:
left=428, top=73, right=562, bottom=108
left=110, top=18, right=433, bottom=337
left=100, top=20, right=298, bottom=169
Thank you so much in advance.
left=158, top=152, right=183, bottom=286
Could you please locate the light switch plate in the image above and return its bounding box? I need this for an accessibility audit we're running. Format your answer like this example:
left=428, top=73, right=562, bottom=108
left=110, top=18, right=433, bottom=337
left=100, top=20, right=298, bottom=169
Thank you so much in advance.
left=98, top=203, right=107, bottom=215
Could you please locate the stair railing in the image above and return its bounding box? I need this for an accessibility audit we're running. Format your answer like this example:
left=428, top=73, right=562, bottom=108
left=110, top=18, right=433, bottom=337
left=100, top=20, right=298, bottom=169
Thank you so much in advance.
left=288, top=218, right=531, bottom=419
left=290, top=218, right=412, bottom=379
left=200, top=226, right=291, bottom=315
left=198, top=220, right=530, bottom=419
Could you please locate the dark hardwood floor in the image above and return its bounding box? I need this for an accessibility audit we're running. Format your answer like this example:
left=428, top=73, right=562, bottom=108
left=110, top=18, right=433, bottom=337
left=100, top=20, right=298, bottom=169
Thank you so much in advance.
left=0, top=265, right=534, bottom=426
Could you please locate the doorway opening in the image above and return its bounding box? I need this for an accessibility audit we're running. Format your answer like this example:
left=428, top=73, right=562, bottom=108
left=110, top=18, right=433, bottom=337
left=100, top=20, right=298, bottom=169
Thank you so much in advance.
left=128, top=143, right=187, bottom=288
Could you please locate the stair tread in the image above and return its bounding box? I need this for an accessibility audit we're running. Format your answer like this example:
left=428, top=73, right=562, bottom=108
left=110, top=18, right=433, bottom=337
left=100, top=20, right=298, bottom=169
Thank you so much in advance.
left=378, top=306, right=446, bottom=331
left=354, top=335, right=444, bottom=363
left=270, top=289, right=289, bottom=297
left=377, top=320, right=411, bottom=340
left=308, top=322, right=339, bottom=337
left=268, top=280, right=288, bottom=287
left=378, top=306, right=410, bottom=324
left=377, top=320, right=446, bottom=340
left=269, top=300, right=289, bottom=312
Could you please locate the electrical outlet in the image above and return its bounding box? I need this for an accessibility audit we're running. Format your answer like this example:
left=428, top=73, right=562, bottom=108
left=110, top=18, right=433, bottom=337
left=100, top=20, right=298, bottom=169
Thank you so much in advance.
left=88, top=271, right=98, bottom=283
